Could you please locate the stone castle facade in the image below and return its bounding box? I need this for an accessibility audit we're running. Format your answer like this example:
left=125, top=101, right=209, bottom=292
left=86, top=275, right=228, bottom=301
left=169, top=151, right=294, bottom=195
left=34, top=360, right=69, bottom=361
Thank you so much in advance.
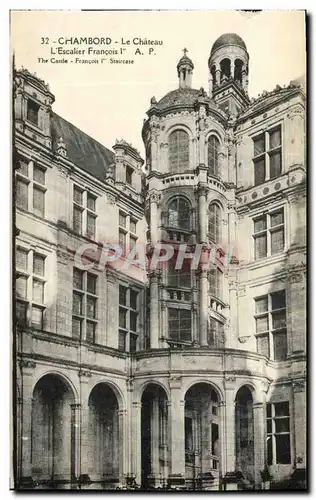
left=14, top=33, right=306, bottom=490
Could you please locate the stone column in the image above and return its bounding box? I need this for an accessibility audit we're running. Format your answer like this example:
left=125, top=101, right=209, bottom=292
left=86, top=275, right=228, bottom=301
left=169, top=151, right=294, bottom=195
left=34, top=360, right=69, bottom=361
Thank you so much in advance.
left=223, top=381, right=236, bottom=487
left=149, top=271, right=159, bottom=348
left=19, top=360, right=36, bottom=488
left=149, top=398, right=160, bottom=486
left=293, top=380, right=306, bottom=469
left=227, top=205, right=237, bottom=262
left=118, top=409, right=127, bottom=483
left=241, top=70, right=247, bottom=91
left=227, top=280, right=238, bottom=348
left=217, top=146, right=227, bottom=181
left=149, top=191, right=159, bottom=246
left=199, top=268, right=209, bottom=346
left=168, top=377, right=185, bottom=488
left=253, top=402, right=265, bottom=488
left=198, top=185, right=207, bottom=244
left=287, top=106, right=305, bottom=166
left=70, top=404, right=81, bottom=485
left=132, top=402, right=142, bottom=486
left=208, top=76, right=213, bottom=95
left=215, top=66, right=221, bottom=86
left=230, top=60, right=234, bottom=79
left=78, top=370, right=91, bottom=488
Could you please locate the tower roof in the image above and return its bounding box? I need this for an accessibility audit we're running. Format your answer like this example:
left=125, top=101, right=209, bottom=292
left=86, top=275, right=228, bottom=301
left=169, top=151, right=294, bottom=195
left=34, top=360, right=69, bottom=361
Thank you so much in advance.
left=211, top=33, right=247, bottom=55
left=177, top=48, right=194, bottom=72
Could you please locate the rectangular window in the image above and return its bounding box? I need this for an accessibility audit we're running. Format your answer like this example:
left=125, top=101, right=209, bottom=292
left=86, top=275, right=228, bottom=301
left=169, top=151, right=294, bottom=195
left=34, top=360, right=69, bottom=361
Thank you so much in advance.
left=168, top=261, right=191, bottom=288
left=118, top=285, right=139, bottom=352
left=126, top=166, right=133, bottom=185
left=73, top=185, right=97, bottom=239
left=208, top=317, right=225, bottom=347
left=253, top=125, right=282, bottom=185
left=254, top=290, right=287, bottom=361
left=15, top=247, right=46, bottom=330
left=118, top=212, right=138, bottom=252
left=27, top=99, right=40, bottom=126
left=33, top=187, right=45, bottom=217
left=72, top=268, right=98, bottom=342
left=253, top=208, right=285, bottom=260
left=168, top=308, right=191, bottom=342
left=16, top=159, right=47, bottom=217
left=16, top=179, right=28, bottom=211
left=209, top=267, right=222, bottom=298
left=33, top=166, right=46, bottom=185
left=266, top=402, right=291, bottom=465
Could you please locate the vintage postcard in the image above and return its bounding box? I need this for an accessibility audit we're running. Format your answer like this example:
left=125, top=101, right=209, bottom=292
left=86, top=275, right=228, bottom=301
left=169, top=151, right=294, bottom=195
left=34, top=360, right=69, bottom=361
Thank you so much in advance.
left=10, top=9, right=307, bottom=491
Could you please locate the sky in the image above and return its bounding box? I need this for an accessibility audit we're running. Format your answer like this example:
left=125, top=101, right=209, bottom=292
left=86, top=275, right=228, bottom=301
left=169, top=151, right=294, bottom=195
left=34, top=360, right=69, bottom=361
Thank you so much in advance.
left=10, top=10, right=306, bottom=157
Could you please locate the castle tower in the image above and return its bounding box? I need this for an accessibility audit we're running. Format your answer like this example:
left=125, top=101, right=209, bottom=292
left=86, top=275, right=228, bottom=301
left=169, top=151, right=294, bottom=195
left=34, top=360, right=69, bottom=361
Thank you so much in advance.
left=208, top=33, right=250, bottom=116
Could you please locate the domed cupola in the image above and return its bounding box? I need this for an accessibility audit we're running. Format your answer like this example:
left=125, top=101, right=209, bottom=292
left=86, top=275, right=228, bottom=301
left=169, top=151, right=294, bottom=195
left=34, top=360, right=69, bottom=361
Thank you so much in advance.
left=177, top=48, right=194, bottom=88
left=208, top=33, right=250, bottom=116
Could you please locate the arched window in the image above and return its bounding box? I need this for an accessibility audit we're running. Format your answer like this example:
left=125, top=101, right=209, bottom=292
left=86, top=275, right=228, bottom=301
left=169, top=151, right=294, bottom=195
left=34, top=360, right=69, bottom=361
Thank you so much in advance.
left=220, top=58, right=231, bottom=82
left=208, top=202, right=221, bottom=243
left=168, top=130, right=190, bottom=172
left=234, top=59, right=243, bottom=84
left=167, top=197, right=191, bottom=230
left=207, top=135, right=220, bottom=177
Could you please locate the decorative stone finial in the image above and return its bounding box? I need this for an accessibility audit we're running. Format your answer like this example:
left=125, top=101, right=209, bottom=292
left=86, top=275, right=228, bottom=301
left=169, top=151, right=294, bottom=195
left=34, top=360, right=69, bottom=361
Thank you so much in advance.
left=57, top=136, right=67, bottom=157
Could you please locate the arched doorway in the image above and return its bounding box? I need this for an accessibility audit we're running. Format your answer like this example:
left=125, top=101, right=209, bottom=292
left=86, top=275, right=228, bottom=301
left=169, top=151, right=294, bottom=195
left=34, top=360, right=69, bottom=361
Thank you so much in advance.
left=184, top=383, right=220, bottom=490
left=31, top=374, right=75, bottom=486
left=235, top=386, right=254, bottom=484
left=141, top=384, right=169, bottom=488
left=87, top=383, right=120, bottom=487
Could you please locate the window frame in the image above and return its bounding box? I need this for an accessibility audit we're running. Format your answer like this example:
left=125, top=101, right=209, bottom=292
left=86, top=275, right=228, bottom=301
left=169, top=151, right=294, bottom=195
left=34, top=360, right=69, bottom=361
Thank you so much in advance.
left=72, top=184, right=97, bottom=239
left=208, top=202, right=222, bottom=245
left=16, top=157, right=47, bottom=218
left=168, top=129, right=190, bottom=173
left=26, top=98, right=41, bottom=128
left=166, top=196, right=191, bottom=232
left=15, top=246, right=47, bottom=330
left=118, top=284, right=140, bottom=352
left=207, top=135, right=220, bottom=178
left=252, top=124, right=282, bottom=186
left=167, top=307, right=192, bottom=343
left=253, top=207, right=285, bottom=260
left=266, top=401, right=291, bottom=465
left=118, top=210, right=138, bottom=252
left=72, top=268, right=98, bottom=342
left=254, top=290, right=287, bottom=361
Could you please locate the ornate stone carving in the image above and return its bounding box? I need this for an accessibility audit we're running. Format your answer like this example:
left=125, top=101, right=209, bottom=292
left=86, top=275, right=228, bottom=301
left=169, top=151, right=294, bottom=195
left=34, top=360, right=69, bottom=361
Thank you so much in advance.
left=106, top=192, right=117, bottom=205
left=20, top=359, right=36, bottom=370
left=238, top=336, right=251, bottom=343
left=148, top=190, right=160, bottom=204
left=57, top=136, right=68, bottom=158
left=292, top=380, right=305, bottom=393
left=57, top=249, right=70, bottom=264
left=79, top=369, right=92, bottom=379
left=169, top=376, right=182, bottom=390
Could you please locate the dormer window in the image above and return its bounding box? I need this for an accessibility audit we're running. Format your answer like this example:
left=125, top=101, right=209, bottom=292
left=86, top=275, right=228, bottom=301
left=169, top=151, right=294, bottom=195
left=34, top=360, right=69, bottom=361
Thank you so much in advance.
left=27, top=99, right=40, bottom=127
left=126, top=166, right=133, bottom=186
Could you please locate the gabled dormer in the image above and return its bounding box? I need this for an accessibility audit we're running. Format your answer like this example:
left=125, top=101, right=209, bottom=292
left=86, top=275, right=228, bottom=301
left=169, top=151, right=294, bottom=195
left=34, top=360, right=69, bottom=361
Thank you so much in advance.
left=14, top=68, right=55, bottom=149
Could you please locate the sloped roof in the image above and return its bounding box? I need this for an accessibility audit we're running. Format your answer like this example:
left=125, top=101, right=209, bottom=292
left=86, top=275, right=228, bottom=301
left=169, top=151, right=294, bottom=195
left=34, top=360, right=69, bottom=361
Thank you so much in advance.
left=51, top=112, right=115, bottom=181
